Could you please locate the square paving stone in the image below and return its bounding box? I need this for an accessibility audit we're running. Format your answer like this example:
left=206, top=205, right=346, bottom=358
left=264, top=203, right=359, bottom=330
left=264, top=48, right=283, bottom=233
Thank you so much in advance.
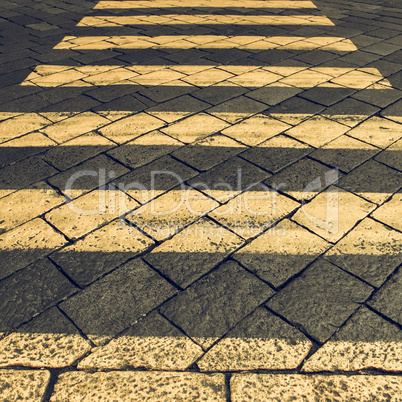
left=160, top=260, right=274, bottom=349
left=302, top=306, right=402, bottom=372
left=188, top=156, right=270, bottom=203
left=78, top=311, right=203, bottom=371
left=337, top=159, right=402, bottom=204
left=264, top=158, right=340, bottom=202
left=266, top=259, right=373, bottom=342
left=221, top=114, right=291, bottom=146
left=324, top=218, right=402, bottom=287
left=371, top=192, right=402, bottom=231
left=368, top=268, right=402, bottom=325
left=375, top=138, right=402, bottom=171
left=234, top=220, right=330, bottom=288
left=116, top=155, right=198, bottom=204
left=346, top=116, right=402, bottom=148
left=51, top=220, right=154, bottom=287
left=292, top=186, right=375, bottom=242
left=198, top=307, right=312, bottom=371
left=0, top=259, right=77, bottom=332
left=59, top=258, right=177, bottom=345
left=300, top=86, right=355, bottom=106
left=0, top=218, right=67, bottom=280
left=144, top=218, right=244, bottom=288
left=310, top=134, right=379, bottom=173
left=241, top=135, right=313, bottom=174
left=172, top=134, right=246, bottom=171
left=0, top=307, right=91, bottom=369
left=381, top=98, right=402, bottom=124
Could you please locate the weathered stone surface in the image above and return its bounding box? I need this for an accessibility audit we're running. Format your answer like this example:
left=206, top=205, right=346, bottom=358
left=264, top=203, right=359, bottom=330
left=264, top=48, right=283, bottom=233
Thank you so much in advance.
left=302, top=307, right=402, bottom=372
left=188, top=156, right=269, bottom=203
left=310, top=134, right=379, bottom=173
left=116, top=155, right=197, bottom=204
left=160, top=260, right=274, bottom=349
left=60, top=258, right=176, bottom=345
left=78, top=311, right=203, bottom=370
left=375, top=138, right=402, bottom=171
left=45, top=188, right=139, bottom=239
left=0, top=259, right=77, bottom=332
left=264, top=158, right=340, bottom=201
left=324, top=218, right=402, bottom=287
left=371, top=192, right=402, bottom=232
left=267, top=259, right=373, bottom=342
left=0, top=218, right=67, bottom=280
left=0, top=369, right=50, bottom=401
left=338, top=159, right=402, bottom=204
left=198, top=307, right=312, bottom=371
left=51, top=371, right=226, bottom=401
left=48, top=154, right=129, bottom=200
left=293, top=186, right=375, bottom=242
left=234, top=219, right=329, bottom=288
left=241, top=135, right=312, bottom=173
left=51, top=219, right=154, bottom=286
left=347, top=116, right=402, bottom=148
left=0, top=113, right=50, bottom=142
left=108, top=130, right=183, bottom=169
left=172, top=134, right=246, bottom=171
left=0, top=307, right=91, bottom=368
left=209, top=189, right=299, bottom=239
left=126, top=187, right=219, bottom=241
left=231, top=374, right=402, bottom=401
left=145, top=217, right=244, bottom=288
left=221, top=114, right=291, bottom=146
left=368, top=268, right=402, bottom=325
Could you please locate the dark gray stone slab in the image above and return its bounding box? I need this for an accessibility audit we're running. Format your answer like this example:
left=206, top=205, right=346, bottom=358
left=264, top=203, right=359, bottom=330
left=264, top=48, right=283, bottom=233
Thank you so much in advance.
left=266, top=259, right=374, bottom=342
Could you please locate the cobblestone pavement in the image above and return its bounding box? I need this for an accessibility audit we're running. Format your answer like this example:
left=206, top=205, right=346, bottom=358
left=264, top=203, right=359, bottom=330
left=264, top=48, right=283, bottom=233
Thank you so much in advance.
left=0, top=0, right=401, bottom=400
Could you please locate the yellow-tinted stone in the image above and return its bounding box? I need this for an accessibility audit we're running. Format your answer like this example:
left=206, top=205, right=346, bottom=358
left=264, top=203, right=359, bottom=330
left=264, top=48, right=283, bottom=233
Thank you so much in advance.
left=51, top=371, right=226, bottom=401
left=293, top=186, right=375, bottom=242
left=0, top=113, right=50, bottom=142
left=0, top=370, right=50, bottom=400
left=371, top=192, right=402, bottom=231
left=78, top=312, right=203, bottom=370
left=231, top=374, right=402, bottom=401
left=375, top=138, right=402, bottom=171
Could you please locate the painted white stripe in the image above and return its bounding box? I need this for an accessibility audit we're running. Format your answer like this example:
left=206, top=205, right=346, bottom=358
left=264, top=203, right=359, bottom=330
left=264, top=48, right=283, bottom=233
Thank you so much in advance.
left=77, top=15, right=334, bottom=26
left=94, top=0, right=317, bottom=9
left=53, top=35, right=357, bottom=51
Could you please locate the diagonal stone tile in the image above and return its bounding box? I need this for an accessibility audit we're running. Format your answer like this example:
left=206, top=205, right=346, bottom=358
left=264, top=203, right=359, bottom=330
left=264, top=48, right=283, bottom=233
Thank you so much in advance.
left=337, top=159, right=402, bottom=204
left=310, top=134, right=379, bottom=173
left=60, top=258, right=177, bottom=346
left=51, top=371, right=226, bottom=401
left=285, top=115, right=349, bottom=147
left=346, top=116, right=402, bottom=148
left=198, top=307, right=312, bottom=371
left=324, top=218, right=402, bottom=287
left=0, top=307, right=91, bottom=368
left=241, top=135, right=312, bottom=173
left=126, top=186, right=219, bottom=241
left=172, top=134, right=246, bottom=171
left=99, top=113, right=166, bottom=144
left=78, top=311, right=203, bottom=371
left=375, top=138, right=402, bottom=171
left=160, top=260, right=274, bottom=349
left=293, top=186, right=375, bottom=242
left=0, top=259, right=77, bottom=332
left=371, top=192, right=402, bottom=232
left=51, top=219, right=154, bottom=287
left=302, top=307, right=402, bottom=372
left=145, top=217, right=244, bottom=288
left=0, top=370, right=50, bottom=401
left=107, top=130, right=183, bottom=169
left=247, top=83, right=303, bottom=106
left=368, top=268, right=402, bottom=326
left=234, top=219, right=329, bottom=288
left=0, top=218, right=67, bottom=280
left=221, top=114, right=291, bottom=146
left=266, top=259, right=373, bottom=342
